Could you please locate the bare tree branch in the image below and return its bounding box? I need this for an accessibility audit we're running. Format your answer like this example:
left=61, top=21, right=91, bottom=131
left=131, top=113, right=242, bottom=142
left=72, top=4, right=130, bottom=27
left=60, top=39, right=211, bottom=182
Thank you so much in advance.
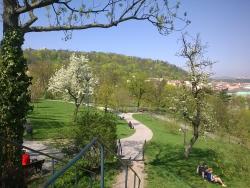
left=21, top=10, right=38, bottom=31
left=15, top=0, right=189, bottom=35
left=16, top=0, right=58, bottom=14
left=26, top=16, right=146, bottom=32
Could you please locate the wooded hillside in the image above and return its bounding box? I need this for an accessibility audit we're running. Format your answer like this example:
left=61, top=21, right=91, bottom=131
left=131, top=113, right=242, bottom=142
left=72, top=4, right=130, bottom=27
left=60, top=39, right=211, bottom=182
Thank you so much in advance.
left=24, top=48, right=187, bottom=80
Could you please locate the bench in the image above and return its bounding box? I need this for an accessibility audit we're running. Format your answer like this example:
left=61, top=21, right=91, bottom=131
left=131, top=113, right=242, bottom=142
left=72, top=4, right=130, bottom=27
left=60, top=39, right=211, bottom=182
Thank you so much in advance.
left=23, top=159, right=45, bottom=176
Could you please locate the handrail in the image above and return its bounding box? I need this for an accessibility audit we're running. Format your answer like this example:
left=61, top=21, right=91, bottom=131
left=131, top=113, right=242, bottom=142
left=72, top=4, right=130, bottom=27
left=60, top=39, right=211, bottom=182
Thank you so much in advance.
left=0, top=136, right=62, bottom=161
left=45, top=137, right=141, bottom=188
left=44, top=138, right=98, bottom=187
left=0, top=136, right=141, bottom=187
left=0, top=136, right=96, bottom=176
left=97, top=138, right=141, bottom=184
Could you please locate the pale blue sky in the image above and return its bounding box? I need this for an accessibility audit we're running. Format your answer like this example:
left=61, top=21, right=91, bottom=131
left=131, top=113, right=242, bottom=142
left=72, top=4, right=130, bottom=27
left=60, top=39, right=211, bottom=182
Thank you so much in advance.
left=1, top=0, right=250, bottom=77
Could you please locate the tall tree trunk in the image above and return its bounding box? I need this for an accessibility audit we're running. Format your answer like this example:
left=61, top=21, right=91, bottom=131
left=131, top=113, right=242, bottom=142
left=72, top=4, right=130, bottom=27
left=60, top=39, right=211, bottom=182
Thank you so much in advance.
left=104, top=104, right=108, bottom=113
left=3, top=0, right=19, bottom=33
left=184, top=124, right=199, bottom=158
left=0, top=1, right=31, bottom=186
left=137, top=98, right=141, bottom=111
left=184, top=101, right=201, bottom=159
left=74, top=104, right=80, bottom=121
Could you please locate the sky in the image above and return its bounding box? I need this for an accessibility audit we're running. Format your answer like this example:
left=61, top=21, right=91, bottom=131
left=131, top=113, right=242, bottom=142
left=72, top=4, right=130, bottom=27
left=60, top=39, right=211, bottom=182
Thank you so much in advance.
left=1, top=0, right=250, bottom=78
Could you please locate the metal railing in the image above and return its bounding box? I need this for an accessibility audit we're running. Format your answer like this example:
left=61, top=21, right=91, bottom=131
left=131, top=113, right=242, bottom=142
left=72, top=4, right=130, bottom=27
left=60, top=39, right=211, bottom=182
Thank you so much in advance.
left=44, top=137, right=141, bottom=188
left=0, top=136, right=97, bottom=186
left=1, top=136, right=142, bottom=188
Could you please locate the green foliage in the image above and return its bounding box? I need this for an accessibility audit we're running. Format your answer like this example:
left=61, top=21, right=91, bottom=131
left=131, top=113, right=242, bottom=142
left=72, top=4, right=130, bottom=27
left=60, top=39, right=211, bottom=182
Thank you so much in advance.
left=134, top=114, right=250, bottom=188
left=25, top=49, right=187, bottom=109
left=128, top=73, right=149, bottom=109
left=53, top=160, right=120, bottom=188
left=74, top=108, right=117, bottom=168
left=28, top=99, right=132, bottom=140
left=210, top=93, right=250, bottom=145
left=74, top=108, right=117, bottom=150
left=28, top=61, right=57, bottom=100
left=0, top=28, right=31, bottom=184
left=24, top=49, right=187, bottom=80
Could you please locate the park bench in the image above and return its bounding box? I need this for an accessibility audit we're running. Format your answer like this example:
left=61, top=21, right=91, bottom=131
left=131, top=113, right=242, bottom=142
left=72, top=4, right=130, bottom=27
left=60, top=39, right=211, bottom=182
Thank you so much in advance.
left=23, top=159, right=45, bottom=175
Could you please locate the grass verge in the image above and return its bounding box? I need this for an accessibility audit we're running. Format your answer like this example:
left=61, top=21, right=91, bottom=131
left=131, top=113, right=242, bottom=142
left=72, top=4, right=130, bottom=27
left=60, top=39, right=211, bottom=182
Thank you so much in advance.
left=27, top=99, right=134, bottom=140
left=133, top=113, right=250, bottom=188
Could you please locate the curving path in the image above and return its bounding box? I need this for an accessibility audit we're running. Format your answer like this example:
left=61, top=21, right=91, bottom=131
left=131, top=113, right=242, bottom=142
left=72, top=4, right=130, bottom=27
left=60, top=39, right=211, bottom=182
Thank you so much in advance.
left=113, top=113, right=153, bottom=188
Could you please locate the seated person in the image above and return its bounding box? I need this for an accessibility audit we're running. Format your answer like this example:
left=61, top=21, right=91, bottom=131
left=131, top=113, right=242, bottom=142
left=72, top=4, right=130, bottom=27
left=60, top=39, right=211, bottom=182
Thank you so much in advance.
left=197, top=163, right=208, bottom=178
left=128, top=121, right=134, bottom=129
left=21, top=150, right=30, bottom=166
left=206, top=168, right=226, bottom=187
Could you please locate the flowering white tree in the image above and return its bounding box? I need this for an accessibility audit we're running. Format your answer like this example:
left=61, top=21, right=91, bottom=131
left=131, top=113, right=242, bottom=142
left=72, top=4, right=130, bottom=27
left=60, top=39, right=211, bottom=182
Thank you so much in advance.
left=48, top=54, right=96, bottom=117
left=177, top=33, right=216, bottom=158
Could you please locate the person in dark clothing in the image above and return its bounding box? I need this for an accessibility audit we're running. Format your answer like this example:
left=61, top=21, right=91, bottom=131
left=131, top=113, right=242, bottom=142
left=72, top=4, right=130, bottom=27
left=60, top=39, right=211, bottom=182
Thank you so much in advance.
left=128, top=121, right=134, bottom=129
left=197, top=163, right=208, bottom=178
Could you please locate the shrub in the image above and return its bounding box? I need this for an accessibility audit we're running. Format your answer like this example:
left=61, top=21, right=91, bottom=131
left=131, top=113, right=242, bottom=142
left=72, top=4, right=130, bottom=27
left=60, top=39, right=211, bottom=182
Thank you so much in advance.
left=74, top=108, right=117, bottom=168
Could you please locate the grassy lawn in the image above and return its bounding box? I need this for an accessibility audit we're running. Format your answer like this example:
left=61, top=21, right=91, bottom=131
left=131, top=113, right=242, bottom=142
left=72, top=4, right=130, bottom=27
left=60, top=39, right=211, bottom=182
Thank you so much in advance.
left=116, top=119, right=135, bottom=139
left=133, top=114, right=250, bottom=188
left=27, top=99, right=134, bottom=140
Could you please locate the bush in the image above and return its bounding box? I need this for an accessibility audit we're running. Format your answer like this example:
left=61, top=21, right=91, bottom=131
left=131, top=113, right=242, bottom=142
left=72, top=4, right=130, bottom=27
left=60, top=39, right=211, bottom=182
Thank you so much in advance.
left=74, top=108, right=117, bottom=168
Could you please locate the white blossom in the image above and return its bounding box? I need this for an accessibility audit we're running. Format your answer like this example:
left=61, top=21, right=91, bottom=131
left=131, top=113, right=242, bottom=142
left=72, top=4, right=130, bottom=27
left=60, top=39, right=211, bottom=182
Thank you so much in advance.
left=48, top=53, right=97, bottom=107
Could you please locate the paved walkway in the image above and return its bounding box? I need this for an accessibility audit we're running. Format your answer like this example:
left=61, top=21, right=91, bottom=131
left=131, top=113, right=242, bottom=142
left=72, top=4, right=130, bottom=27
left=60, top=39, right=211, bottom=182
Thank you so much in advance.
left=113, top=113, right=153, bottom=188
left=23, top=140, right=63, bottom=170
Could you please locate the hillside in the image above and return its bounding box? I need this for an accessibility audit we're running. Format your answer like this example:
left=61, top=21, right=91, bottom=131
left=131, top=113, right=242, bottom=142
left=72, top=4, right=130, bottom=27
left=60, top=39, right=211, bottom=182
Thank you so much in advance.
left=24, top=48, right=187, bottom=80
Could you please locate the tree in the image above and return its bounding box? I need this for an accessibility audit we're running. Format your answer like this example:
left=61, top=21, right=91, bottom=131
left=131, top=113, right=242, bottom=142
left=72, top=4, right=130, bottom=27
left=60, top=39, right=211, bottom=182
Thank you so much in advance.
left=28, top=61, right=57, bottom=100
left=128, top=73, right=149, bottom=110
left=95, top=80, right=115, bottom=112
left=146, top=78, right=167, bottom=110
left=1, top=0, right=189, bottom=185
left=48, top=54, right=96, bottom=118
left=178, top=34, right=215, bottom=158
left=94, top=63, right=121, bottom=112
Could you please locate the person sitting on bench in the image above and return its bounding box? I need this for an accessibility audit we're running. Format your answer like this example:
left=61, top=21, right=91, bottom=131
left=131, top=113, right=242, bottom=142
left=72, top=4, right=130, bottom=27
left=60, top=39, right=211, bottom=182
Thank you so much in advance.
left=22, top=150, right=30, bottom=166
left=128, top=121, right=134, bottom=129
left=206, top=168, right=226, bottom=187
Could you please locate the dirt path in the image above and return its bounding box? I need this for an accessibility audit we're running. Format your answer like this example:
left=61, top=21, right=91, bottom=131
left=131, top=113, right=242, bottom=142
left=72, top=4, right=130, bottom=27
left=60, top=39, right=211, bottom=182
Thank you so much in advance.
left=113, top=113, right=153, bottom=188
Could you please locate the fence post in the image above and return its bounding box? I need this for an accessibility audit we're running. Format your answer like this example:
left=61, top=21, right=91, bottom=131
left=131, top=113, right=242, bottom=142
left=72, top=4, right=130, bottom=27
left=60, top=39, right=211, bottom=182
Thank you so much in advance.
left=133, top=173, right=136, bottom=188
left=75, top=166, right=78, bottom=187
left=52, top=159, right=55, bottom=175
left=118, top=139, right=122, bottom=156
left=100, top=144, right=105, bottom=188
left=125, top=165, right=128, bottom=188
left=142, top=140, right=146, bottom=161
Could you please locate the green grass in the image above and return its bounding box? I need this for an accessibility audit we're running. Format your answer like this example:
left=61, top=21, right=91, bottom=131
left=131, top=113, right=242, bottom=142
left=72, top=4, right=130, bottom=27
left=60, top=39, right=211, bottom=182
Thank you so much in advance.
left=27, top=99, right=134, bottom=140
left=27, top=100, right=76, bottom=139
left=133, top=114, right=250, bottom=188
left=116, top=119, right=135, bottom=139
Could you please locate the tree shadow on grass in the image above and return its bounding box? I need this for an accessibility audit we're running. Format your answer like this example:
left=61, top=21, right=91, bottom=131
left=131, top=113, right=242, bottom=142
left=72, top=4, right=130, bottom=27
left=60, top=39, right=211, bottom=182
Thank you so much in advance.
left=147, top=142, right=220, bottom=188
left=29, top=116, right=60, bottom=121
left=25, top=119, right=72, bottom=140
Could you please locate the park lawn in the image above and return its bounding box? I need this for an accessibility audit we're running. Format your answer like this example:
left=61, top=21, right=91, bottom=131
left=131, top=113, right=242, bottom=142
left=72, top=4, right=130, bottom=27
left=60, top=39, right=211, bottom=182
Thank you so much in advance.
left=133, top=114, right=250, bottom=188
left=27, top=99, right=134, bottom=187
left=27, top=99, right=134, bottom=140
left=116, top=119, right=135, bottom=139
